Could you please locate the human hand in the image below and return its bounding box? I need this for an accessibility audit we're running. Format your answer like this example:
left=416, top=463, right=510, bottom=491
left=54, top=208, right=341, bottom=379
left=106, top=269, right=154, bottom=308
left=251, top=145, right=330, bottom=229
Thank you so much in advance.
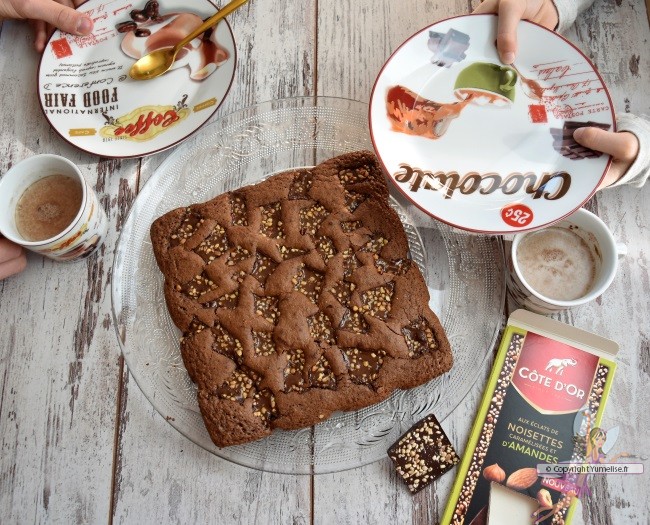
left=572, top=127, right=639, bottom=189
left=31, top=0, right=91, bottom=52
left=473, top=0, right=559, bottom=64
left=0, top=238, right=27, bottom=280
left=0, top=0, right=93, bottom=52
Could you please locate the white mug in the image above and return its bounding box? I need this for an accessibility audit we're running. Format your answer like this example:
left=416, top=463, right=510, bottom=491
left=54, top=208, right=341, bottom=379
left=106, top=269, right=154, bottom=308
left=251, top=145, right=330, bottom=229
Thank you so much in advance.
left=506, top=208, right=626, bottom=314
left=0, top=154, right=108, bottom=262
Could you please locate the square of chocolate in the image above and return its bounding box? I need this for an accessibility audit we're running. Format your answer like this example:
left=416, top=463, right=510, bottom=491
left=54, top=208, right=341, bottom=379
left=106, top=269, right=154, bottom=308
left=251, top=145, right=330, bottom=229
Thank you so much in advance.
left=388, top=413, right=460, bottom=494
left=550, top=120, right=611, bottom=160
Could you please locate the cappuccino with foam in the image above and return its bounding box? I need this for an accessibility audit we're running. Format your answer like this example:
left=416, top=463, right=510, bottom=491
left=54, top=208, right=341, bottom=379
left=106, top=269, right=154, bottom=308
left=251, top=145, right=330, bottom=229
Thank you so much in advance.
left=516, top=227, right=597, bottom=301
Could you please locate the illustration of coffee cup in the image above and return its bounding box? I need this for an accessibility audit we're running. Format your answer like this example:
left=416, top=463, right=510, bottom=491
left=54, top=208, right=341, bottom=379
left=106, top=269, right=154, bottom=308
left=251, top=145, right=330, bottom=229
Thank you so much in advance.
left=453, top=62, right=518, bottom=104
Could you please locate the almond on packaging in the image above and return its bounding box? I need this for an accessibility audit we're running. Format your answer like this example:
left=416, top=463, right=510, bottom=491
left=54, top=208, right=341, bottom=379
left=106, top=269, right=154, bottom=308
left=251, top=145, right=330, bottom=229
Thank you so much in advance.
left=505, top=468, right=538, bottom=490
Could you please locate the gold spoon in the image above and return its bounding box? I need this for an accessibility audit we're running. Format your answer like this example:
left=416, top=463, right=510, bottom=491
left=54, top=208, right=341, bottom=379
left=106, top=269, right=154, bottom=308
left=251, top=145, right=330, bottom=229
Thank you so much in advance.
left=511, top=63, right=544, bottom=100
left=129, top=0, right=248, bottom=81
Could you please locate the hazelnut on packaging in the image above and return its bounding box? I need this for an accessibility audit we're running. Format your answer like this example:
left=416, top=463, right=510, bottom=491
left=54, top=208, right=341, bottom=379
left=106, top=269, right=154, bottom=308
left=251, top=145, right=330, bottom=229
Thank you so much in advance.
left=482, top=463, right=506, bottom=483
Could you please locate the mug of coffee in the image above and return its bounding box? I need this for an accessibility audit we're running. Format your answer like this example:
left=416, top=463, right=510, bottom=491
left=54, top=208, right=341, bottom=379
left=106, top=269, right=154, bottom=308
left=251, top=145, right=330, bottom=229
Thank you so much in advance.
left=506, top=208, right=626, bottom=314
left=0, top=154, right=108, bottom=261
left=454, top=62, right=518, bottom=103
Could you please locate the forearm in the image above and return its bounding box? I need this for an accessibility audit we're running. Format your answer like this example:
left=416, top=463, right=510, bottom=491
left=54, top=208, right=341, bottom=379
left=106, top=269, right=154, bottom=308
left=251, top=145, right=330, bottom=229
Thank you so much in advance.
left=611, top=114, right=650, bottom=188
left=553, top=0, right=595, bottom=33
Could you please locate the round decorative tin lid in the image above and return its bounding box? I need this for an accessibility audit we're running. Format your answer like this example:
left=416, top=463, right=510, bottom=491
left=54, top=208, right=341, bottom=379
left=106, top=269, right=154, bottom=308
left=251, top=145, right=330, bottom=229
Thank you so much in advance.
left=369, top=14, right=615, bottom=234
left=38, top=0, right=236, bottom=158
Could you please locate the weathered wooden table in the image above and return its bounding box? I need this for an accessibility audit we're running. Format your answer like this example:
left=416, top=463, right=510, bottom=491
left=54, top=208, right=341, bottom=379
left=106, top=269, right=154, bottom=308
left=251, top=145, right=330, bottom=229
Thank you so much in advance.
left=1, top=1, right=648, bottom=523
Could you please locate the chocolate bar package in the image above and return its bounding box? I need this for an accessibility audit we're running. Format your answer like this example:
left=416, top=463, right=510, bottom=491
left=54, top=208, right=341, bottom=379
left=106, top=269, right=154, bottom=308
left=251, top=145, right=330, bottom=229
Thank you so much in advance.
left=442, top=310, right=618, bottom=525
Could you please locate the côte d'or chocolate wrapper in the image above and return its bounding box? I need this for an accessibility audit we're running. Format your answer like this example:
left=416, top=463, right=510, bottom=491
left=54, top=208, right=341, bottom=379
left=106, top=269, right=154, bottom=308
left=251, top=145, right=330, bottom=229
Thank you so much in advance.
left=442, top=310, right=618, bottom=525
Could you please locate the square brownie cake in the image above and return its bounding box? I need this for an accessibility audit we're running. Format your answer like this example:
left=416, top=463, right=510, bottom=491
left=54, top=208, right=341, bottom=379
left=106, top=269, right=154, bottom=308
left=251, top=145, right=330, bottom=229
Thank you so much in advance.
left=150, top=151, right=452, bottom=447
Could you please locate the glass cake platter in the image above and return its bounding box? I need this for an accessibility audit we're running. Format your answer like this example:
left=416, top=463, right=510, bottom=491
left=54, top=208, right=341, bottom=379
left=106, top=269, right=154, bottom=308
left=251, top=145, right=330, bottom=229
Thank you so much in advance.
left=111, top=96, right=506, bottom=474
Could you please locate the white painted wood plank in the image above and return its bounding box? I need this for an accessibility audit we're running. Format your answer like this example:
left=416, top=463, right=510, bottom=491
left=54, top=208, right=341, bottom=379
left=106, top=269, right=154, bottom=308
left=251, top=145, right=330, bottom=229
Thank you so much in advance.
left=314, top=2, right=481, bottom=524
left=567, top=187, right=650, bottom=525
left=112, top=370, right=311, bottom=525
left=316, top=0, right=474, bottom=101
left=556, top=1, right=650, bottom=522
left=110, top=3, right=316, bottom=523
left=0, top=19, right=140, bottom=524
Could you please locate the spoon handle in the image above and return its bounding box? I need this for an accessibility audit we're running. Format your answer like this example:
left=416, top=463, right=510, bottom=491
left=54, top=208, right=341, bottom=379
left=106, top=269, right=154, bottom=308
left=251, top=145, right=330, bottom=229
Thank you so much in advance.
left=174, top=0, right=249, bottom=52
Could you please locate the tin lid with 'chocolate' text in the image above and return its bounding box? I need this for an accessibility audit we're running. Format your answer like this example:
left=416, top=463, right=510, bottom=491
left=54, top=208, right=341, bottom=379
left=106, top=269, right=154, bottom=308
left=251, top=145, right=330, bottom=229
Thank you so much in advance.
left=369, top=14, right=615, bottom=234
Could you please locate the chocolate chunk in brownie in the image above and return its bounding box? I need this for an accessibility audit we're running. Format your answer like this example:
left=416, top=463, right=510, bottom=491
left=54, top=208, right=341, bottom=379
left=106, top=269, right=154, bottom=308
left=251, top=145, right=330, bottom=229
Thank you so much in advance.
left=388, top=413, right=460, bottom=494
left=150, top=151, right=452, bottom=447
